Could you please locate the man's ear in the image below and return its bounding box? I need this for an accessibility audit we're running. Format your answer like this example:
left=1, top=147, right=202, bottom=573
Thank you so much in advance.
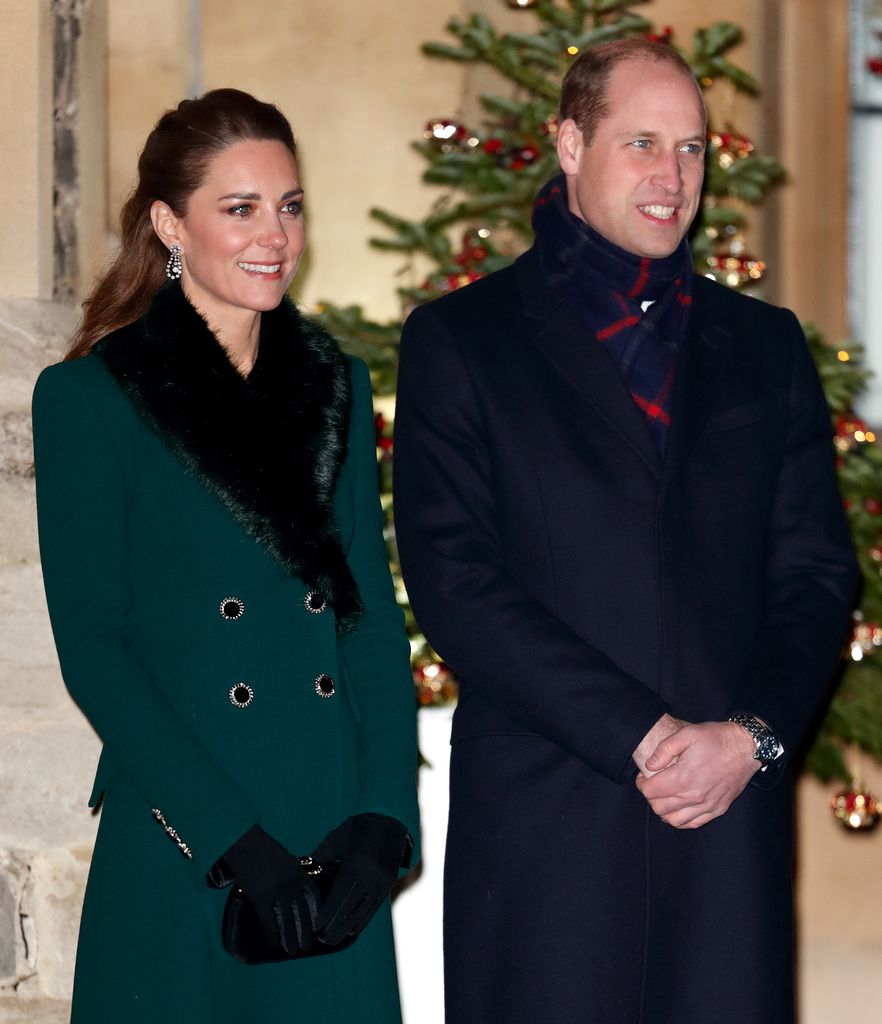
left=556, top=117, right=585, bottom=176
left=150, top=201, right=183, bottom=251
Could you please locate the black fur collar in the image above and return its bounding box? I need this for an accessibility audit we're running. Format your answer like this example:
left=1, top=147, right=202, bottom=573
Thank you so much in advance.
left=96, top=281, right=362, bottom=632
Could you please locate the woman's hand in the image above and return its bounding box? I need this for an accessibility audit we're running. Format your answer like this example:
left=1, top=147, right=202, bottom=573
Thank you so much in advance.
left=209, top=824, right=320, bottom=955
left=312, top=813, right=412, bottom=945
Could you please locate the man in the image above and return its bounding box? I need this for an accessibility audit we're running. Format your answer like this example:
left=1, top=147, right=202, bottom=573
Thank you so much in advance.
left=393, top=38, right=857, bottom=1024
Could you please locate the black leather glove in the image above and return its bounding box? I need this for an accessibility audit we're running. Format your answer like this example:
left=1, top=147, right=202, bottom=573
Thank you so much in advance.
left=312, top=813, right=412, bottom=946
left=208, top=824, right=320, bottom=956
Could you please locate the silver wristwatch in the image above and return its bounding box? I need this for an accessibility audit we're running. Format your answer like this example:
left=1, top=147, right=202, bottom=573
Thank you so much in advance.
left=727, top=714, right=784, bottom=771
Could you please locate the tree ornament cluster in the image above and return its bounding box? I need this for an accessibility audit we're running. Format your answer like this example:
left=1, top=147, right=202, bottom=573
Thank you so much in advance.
left=315, top=1, right=881, bottom=791
left=413, top=658, right=458, bottom=706
left=830, top=782, right=880, bottom=831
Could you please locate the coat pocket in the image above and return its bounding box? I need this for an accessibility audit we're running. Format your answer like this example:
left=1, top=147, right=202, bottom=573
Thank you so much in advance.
left=703, top=399, right=768, bottom=433
left=87, top=746, right=119, bottom=808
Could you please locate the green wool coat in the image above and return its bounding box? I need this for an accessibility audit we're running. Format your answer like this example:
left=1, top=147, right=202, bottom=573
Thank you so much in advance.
left=32, top=285, right=419, bottom=1024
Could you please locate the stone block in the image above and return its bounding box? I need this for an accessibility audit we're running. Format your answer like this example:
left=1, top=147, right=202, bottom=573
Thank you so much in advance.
left=0, top=1000, right=69, bottom=1024
left=0, top=848, right=89, bottom=1006
left=0, top=565, right=68, bottom=710
left=0, top=300, right=74, bottom=404
left=28, top=849, right=89, bottom=1001
left=0, top=482, right=39, bottom=570
left=0, top=874, right=16, bottom=980
left=0, top=716, right=100, bottom=854
left=0, top=852, right=32, bottom=992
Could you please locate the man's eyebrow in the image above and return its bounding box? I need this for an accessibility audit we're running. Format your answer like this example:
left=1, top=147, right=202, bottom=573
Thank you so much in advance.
left=621, top=130, right=706, bottom=142
left=216, top=187, right=304, bottom=201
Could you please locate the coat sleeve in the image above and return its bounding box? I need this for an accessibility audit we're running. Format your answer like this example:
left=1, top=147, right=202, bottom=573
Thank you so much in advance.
left=729, top=311, right=859, bottom=785
left=393, top=304, right=672, bottom=784
left=33, top=362, right=260, bottom=876
left=337, top=358, right=420, bottom=859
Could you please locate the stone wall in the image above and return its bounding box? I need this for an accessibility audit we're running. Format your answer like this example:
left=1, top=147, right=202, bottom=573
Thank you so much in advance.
left=0, top=297, right=98, bottom=1022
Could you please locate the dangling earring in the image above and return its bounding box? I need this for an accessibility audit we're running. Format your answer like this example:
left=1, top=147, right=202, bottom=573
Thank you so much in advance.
left=165, top=244, right=183, bottom=280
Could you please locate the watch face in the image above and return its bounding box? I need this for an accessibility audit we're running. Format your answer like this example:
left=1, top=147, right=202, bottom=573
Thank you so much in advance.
left=729, top=715, right=782, bottom=766
left=755, top=733, right=780, bottom=764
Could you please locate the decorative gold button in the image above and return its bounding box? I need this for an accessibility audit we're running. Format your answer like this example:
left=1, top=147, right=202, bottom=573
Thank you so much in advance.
left=220, top=597, right=245, bottom=620
left=314, top=674, right=335, bottom=698
left=305, top=591, right=327, bottom=614
left=229, top=683, right=254, bottom=708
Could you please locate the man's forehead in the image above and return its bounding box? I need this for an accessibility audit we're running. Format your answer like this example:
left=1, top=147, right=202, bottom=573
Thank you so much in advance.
left=603, top=60, right=706, bottom=123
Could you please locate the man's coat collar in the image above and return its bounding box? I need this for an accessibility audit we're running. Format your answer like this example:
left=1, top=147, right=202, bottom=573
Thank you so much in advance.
left=515, top=247, right=737, bottom=479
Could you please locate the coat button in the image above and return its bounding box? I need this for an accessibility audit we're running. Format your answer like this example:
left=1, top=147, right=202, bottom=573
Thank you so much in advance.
left=304, top=591, right=327, bottom=614
left=220, top=597, right=245, bottom=620
left=229, top=683, right=254, bottom=708
left=314, top=674, right=335, bottom=698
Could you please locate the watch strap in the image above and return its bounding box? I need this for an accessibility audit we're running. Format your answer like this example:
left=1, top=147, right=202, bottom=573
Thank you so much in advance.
left=727, top=714, right=784, bottom=771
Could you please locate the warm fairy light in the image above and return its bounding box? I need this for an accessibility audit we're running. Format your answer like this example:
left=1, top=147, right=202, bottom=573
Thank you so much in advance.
left=855, top=430, right=867, bottom=443
left=838, top=350, right=851, bottom=362
left=867, top=431, right=877, bottom=443
left=567, top=46, right=580, bottom=55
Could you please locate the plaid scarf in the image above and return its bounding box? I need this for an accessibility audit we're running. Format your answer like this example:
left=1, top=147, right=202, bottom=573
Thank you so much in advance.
left=532, top=175, right=693, bottom=454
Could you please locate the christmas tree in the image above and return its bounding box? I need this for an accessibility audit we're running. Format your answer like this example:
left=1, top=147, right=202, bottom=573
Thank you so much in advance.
left=316, top=0, right=882, bottom=792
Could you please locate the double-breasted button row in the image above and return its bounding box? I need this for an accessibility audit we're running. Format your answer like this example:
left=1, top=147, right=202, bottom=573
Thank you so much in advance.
left=219, top=592, right=328, bottom=619
left=217, top=593, right=334, bottom=706
left=227, top=677, right=335, bottom=705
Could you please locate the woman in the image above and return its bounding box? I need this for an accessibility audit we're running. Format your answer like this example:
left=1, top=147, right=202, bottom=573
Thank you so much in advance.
left=33, top=89, right=419, bottom=1023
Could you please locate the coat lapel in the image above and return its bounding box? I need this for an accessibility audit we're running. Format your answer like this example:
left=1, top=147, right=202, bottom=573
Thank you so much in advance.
left=517, top=251, right=737, bottom=483
left=517, top=249, right=663, bottom=478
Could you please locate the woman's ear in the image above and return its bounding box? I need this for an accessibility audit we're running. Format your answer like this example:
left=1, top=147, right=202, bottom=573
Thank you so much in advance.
left=150, top=201, right=182, bottom=251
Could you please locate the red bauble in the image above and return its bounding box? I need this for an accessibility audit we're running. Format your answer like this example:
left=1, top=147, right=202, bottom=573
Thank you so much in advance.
left=510, top=158, right=526, bottom=170
left=868, top=57, right=882, bottom=75
left=865, top=498, right=882, bottom=515
left=831, top=785, right=880, bottom=830
left=483, top=138, right=505, bottom=155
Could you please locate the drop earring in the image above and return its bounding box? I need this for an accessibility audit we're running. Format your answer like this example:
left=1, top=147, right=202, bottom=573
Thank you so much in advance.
left=165, top=244, right=183, bottom=280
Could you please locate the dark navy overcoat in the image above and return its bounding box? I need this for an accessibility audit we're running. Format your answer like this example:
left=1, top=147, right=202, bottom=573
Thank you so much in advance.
left=393, top=248, right=857, bottom=1024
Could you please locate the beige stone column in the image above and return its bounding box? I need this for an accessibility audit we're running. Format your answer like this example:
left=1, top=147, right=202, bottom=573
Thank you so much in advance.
left=0, top=1, right=54, bottom=299
left=107, top=0, right=194, bottom=237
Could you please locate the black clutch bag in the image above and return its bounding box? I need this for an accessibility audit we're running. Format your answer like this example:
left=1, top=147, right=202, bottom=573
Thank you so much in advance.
left=221, top=856, right=356, bottom=965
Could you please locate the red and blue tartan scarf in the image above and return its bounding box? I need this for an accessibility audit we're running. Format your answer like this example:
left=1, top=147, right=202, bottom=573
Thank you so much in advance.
left=532, top=175, right=693, bottom=454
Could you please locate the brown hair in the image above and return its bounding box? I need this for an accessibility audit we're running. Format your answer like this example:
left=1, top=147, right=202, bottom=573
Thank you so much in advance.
left=66, top=88, right=297, bottom=360
left=559, top=38, right=703, bottom=146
